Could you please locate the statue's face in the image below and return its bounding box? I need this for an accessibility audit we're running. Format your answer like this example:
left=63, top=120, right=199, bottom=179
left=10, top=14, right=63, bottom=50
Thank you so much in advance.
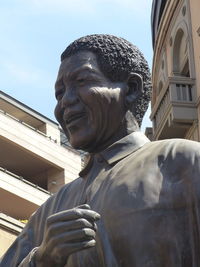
left=54, top=51, right=127, bottom=152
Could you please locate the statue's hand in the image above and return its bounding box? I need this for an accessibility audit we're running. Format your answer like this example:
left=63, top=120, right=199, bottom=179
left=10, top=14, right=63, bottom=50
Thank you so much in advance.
left=35, top=204, right=100, bottom=267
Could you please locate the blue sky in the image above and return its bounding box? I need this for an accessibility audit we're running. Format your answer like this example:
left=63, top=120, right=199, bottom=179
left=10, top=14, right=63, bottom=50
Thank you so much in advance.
left=0, top=0, right=153, bottom=131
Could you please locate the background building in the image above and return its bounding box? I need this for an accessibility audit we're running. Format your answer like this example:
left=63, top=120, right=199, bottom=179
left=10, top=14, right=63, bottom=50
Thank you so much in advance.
left=150, top=0, right=200, bottom=141
left=0, top=90, right=82, bottom=257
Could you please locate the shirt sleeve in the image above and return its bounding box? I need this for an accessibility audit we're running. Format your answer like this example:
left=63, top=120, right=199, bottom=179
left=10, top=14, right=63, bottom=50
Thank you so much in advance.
left=18, top=247, right=38, bottom=267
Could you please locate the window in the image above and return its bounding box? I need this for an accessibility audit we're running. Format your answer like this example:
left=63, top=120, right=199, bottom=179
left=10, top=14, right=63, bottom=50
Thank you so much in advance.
left=173, top=28, right=190, bottom=77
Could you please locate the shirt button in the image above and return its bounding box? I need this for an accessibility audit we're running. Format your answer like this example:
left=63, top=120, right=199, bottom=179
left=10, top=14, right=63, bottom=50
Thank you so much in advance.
left=97, top=155, right=103, bottom=163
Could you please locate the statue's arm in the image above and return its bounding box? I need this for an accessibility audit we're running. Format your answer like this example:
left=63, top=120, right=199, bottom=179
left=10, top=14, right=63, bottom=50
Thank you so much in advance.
left=17, top=247, right=38, bottom=267
left=16, top=204, right=100, bottom=267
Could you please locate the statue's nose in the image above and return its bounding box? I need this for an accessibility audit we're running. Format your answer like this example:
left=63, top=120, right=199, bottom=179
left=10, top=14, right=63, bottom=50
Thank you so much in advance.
left=61, top=88, right=79, bottom=108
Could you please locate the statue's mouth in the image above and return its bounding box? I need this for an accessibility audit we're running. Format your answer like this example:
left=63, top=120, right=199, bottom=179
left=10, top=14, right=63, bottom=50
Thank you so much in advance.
left=65, top=112, right=87, bottom=126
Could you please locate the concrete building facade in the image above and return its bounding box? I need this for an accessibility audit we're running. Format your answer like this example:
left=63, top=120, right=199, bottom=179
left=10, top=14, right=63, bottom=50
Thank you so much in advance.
left=0, top=90, right=82, bottom=257
left=151, top=0, right=200, bottom=141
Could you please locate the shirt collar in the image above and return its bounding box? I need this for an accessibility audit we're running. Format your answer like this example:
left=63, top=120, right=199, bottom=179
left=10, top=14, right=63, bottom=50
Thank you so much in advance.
left=100, top=131, right=150, bottom=164
left=79, top=132, right=150, bottom=177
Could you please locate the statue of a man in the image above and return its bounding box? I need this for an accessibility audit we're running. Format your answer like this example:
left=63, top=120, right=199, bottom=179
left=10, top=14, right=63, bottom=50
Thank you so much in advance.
left=1, top=34, right=200, bottom=267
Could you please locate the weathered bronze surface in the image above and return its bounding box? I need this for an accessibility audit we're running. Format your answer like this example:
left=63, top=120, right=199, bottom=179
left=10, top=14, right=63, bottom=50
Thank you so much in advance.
left=1, top=35, right=200, bottom=267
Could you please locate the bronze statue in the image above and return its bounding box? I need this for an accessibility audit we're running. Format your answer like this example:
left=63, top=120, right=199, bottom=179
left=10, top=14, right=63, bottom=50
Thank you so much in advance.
left=1, top=34, right=200, bottom=267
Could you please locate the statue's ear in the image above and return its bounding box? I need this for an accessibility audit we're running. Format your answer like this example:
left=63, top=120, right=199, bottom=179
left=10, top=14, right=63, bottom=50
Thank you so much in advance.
left=125, top=73, right=143, bottom=107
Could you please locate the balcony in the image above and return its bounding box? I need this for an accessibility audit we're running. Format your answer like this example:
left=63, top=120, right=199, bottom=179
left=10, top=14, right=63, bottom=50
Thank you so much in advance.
left=0, top=109, right=81, bottom=192
left=0, top=167, right=51, bottom=219
left=151, top=77, right=198, bottom=140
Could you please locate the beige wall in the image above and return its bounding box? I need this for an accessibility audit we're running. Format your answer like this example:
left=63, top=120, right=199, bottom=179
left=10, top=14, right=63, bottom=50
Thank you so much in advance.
left=189, top=0, right=200, bottom=136
left=189, top=0, right=200, bottom=97
left=0, top=213, right=24, bottom=258
left=0, top=228, right=17, bottom=257
left=185, top=121, right=199, bottom=141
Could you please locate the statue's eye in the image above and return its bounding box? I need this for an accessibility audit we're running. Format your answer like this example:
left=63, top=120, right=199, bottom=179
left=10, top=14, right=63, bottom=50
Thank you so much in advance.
left=77, top=78, right=86, bottom=85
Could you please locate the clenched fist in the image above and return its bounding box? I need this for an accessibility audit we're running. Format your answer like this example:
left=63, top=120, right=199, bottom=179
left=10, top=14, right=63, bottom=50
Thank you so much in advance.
left=35, top=204, right=100, bottom=266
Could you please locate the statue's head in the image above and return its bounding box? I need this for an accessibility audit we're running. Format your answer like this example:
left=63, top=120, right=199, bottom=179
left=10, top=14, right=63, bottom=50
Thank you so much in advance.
left=55, top=34, right=151, bottom=152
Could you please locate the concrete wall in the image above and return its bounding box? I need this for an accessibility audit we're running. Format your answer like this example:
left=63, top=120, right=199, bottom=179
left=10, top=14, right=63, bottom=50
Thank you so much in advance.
left=189, top=0, right=200, bottom=97
left=189, top=0, right=200, bottom=137
left=0, top=228, right=17, bottom=257
left=0, top=213, right=24, bottom=258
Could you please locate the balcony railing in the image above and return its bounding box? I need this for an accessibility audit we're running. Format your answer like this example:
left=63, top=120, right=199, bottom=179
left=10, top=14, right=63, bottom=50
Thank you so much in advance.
left=0, top=167, right=52, bottom=195
left=0, top=109, right=57, bottom=143
left=172, top=83, right=193, bottom=102
left=151, top=78, right=197, bottom=139
left=0, top=109, right=80, bottom=156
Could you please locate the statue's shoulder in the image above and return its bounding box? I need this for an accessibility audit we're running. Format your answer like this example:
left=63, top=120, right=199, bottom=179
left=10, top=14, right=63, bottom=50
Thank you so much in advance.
left=125, top=138, right=200, bottom=166
left=145, top=138, right=200, bottom=170
left=150, top=138, right=200, bottom=154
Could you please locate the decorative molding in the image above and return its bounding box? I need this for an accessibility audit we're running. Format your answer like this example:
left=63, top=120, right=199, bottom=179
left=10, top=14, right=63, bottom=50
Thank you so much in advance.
left=182, top=6, right=186, bottom=16
left=197, top=27, right=200, bottom=36
left=169, top=37, right=173, bottom=46
left=162, top=59, right=165, bottom=69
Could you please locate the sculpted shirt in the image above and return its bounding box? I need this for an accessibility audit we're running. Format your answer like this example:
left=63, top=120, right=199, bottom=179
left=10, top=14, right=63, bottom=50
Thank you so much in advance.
left=1, top=132, right=200, bottom=267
